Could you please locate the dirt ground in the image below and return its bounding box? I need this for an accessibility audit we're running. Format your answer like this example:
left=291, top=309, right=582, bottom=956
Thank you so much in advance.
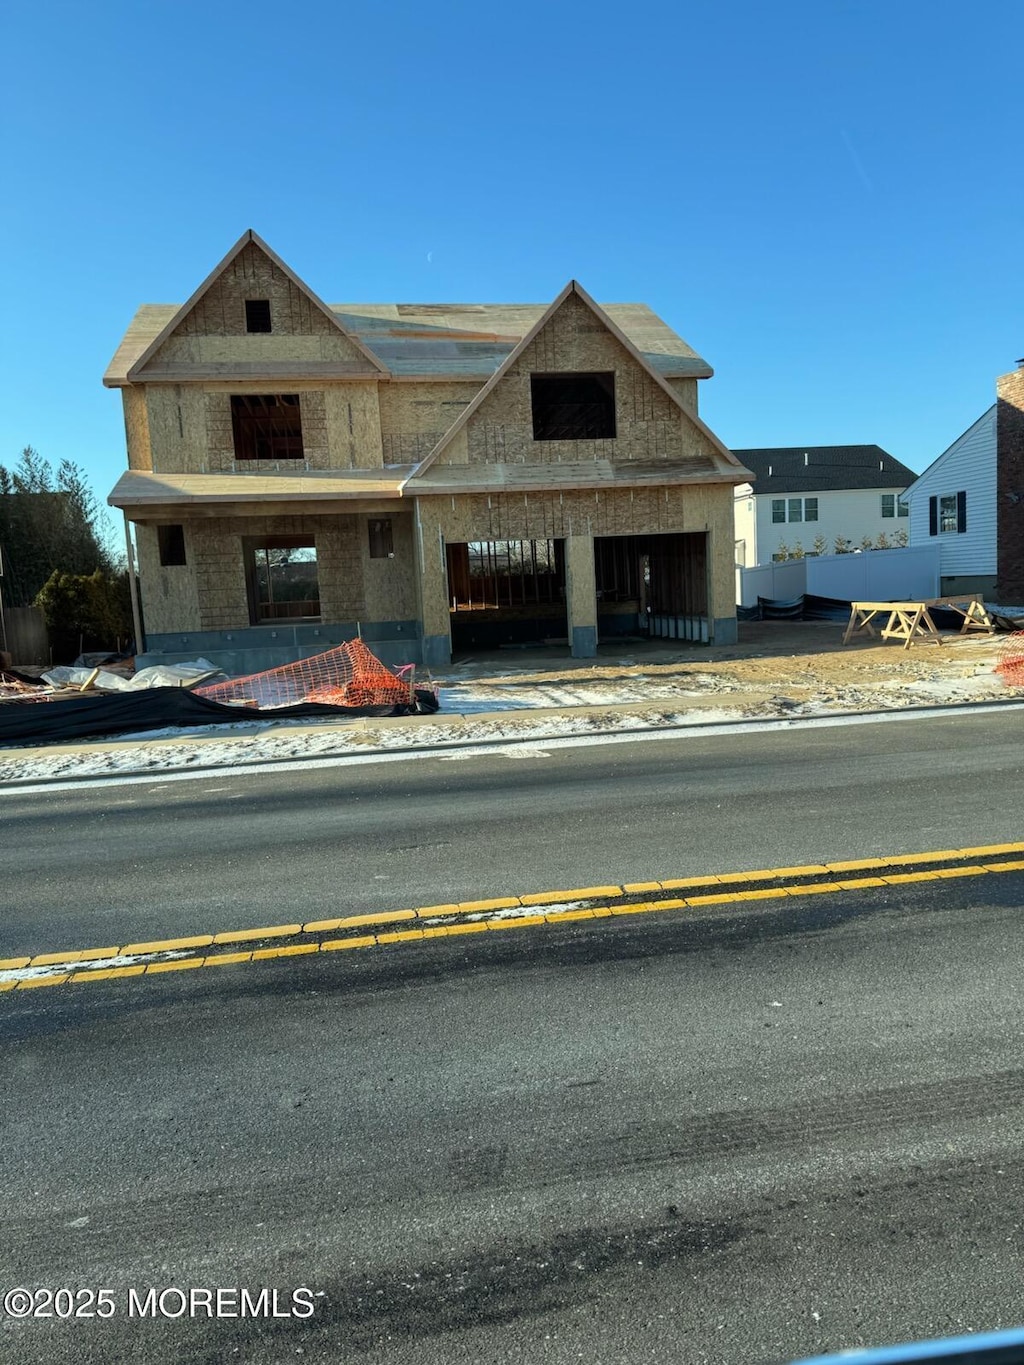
left=432, top=620, right=1020, bottom=715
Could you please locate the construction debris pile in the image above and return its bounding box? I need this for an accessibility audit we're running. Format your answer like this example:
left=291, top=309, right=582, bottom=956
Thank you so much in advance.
left=0, top=640, right=439, bottom=745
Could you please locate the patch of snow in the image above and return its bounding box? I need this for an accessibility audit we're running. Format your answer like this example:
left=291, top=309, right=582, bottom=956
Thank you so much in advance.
left=0, top=949, right=193, bottom=984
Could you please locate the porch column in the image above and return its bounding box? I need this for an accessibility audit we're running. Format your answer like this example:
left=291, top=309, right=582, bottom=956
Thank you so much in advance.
left=565, top=533, right=597, bottom=658
left=414, top=501, right=452, bottom=667
left=706, top=506, right=739, bottom=645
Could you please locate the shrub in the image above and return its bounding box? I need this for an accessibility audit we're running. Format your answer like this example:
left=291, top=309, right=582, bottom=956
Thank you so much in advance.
left=35, top=568, right=133, bottom=662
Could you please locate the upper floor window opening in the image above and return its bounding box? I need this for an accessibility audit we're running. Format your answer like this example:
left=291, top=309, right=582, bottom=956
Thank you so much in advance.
left=245, top=299, right=272, bottom=333
left=531, top=372, right=616, bottom=441
left=231, top=394, right=303, bottom=461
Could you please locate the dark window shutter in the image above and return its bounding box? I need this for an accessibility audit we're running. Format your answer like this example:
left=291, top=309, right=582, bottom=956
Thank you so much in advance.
left=928, top=496, right=937, bottom=536
left=956, top=490, right=967, bottom=533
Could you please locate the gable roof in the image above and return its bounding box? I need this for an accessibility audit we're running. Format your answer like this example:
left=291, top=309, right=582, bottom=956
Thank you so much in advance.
left=105, top=296, right=712, bottom=386
left=733, top=445, right=916, bottom=494
left=115, top=230, right=389, bottom=384
left=334, top=302, right=712, bottom=381
left=406, top=280, right=746, bottom=480
left=902, top=406, right=996, bottom=501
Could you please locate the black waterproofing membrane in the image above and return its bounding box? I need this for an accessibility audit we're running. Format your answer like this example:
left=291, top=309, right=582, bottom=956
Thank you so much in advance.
left=0, top=686, right=440, bottom=747
left=736, top=594, right=851, bottom=622
left=736, top=595, right=1015, bottom=630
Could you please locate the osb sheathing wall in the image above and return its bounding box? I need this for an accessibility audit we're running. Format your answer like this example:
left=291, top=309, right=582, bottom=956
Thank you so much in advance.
left=184, top=515, right=366, bottom=631
left=666, top=377, right=699, bottom=411
left=448, top=293, right=716, bottom=470
left=413, top=484, right=736, bottom=639
left=145, top=385, right=382, bottom=474
left=121, top=387, right=152, bottom=471
left=173, top=512, right=417, bottom=632
left=361, top=513, right=417, bottom=621
left=378, top=382, right=476, bottom=465
left=151, top=242, right=377, bottom=374
left=324, top=386, right=384, bottom=469
left=146, top=386, right=208, bottom=472
left=135, top=525, right=201, bottom=633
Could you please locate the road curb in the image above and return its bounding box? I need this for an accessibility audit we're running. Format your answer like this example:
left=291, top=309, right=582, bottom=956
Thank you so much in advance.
left=0, top=696, right=1021, bottom=791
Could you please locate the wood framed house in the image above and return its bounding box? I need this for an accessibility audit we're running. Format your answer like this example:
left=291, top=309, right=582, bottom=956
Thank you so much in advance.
left=731, top=446, right=917, bottom=569
left=105, top=230, right=752, bottom=672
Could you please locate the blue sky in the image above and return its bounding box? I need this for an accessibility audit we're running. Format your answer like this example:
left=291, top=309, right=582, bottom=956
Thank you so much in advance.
left=2, top=0, right=1021, bottom=518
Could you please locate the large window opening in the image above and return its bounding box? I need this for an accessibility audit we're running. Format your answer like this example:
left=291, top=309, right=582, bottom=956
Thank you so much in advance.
left=446, top=539, right=567, bottom=650
left=246, top=538, right=320, bottom=623
left=231, top=395, right=303, bottom=461
left=530, top=372, right=616, bottom=441
left=595, top=533, right=708, bottom=643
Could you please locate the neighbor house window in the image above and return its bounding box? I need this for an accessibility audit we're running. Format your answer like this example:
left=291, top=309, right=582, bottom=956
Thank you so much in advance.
left=929, top=492, right=966, bottom=536
left=897, top=499, right=909, bottom=517
left=157, top=524, right=186, bottom=567
left=246, top=538, right=320, bottom=622
left=368, top=518, right=394, bottom=559
left=531, top=372, right=616, bottom=441
left=772, top=497, right=817, bottom=523
left=245, top=299, right=272, bottom=333
left=231, top=395, right=303, bottom=461
left=881, top=494, right=895, bottom=518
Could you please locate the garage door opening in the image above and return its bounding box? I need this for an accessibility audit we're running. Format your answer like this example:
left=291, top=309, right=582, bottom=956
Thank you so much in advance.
left=446, top=539, right=567, bottom=652
left=595, top=532, right=709, bottom=643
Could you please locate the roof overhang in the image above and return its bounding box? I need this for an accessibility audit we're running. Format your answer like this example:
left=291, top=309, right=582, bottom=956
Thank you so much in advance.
left=108, top=468, right=412, bottom=513
left=403, top=462, right=754, bottom=497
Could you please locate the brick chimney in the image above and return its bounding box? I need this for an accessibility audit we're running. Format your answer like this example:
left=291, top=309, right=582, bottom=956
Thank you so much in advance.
left=996, top=359, right=1024, bottom=600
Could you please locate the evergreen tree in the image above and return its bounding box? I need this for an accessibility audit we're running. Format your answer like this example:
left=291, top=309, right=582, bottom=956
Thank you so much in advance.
left=0, top=447, right=114, bottom=607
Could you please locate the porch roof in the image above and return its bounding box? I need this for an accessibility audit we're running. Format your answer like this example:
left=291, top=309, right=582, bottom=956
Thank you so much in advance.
left=108, top=468, right=414, bottom=511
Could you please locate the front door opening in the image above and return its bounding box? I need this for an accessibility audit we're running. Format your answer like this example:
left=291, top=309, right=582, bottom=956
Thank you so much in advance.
left=446, top=539, right=567, bottom=652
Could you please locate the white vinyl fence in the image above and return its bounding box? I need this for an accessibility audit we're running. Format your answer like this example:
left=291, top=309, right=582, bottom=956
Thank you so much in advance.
left=736, top=545, right=941, bottom=609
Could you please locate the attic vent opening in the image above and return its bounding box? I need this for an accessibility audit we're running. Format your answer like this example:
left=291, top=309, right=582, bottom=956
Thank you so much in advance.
left=245, top=299, right=272, bottom=334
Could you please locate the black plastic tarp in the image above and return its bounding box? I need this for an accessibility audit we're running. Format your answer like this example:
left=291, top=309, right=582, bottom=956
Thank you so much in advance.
left=738, top=594, right=851, bottom=622
left=0, top=686, right=439, bottom=747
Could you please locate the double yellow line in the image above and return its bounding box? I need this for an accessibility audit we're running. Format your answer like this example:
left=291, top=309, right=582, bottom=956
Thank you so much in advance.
left=3, top=842, right=1023, bottom=992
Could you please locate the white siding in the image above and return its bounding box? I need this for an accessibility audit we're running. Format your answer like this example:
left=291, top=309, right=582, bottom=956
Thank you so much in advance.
left=903, top=407, right=996, bottom=575
left=732, top=484, right=756, bottom=565
left=747, top=487, right=909, bottom=565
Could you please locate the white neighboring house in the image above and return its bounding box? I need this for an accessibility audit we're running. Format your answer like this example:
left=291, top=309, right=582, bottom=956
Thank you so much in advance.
left=732, top=445, right=917, bottom=568
left=901, top=406, right=997, bottom=596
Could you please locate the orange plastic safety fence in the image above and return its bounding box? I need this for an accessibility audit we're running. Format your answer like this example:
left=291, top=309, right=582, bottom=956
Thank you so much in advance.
left=196, top=638, right=413, bottom=709
left=995, top=631, right=1024, bottom=688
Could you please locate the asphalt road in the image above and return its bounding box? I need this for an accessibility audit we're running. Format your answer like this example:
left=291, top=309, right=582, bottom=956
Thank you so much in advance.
left=2, top=873, right=1024, bottom=1364
left=3, top=708, right=1024, bottom=958
left=2, top=712, right=1024, bottom=1363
